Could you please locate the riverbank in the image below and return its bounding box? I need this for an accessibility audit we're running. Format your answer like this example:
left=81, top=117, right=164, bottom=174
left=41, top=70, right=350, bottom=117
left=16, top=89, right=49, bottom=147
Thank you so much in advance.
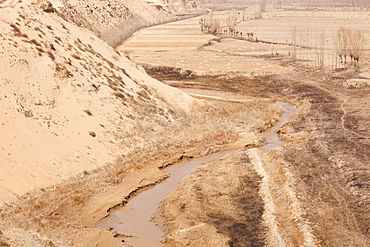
left=0, top=94, right=282, bottom=246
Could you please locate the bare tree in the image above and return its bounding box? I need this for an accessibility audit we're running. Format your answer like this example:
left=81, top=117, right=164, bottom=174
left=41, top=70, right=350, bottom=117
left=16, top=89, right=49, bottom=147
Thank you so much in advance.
left=349, top=30, right=366, bottom=67
left=260, top=0, right=268, bottom=12
left=337, top=27, right=366, bottom=67
left=202, top=13, right=220, bottom=34
left=290, top=28, right=328, bottom=69
left=337, top=27, right=350, bottom=64
left=291, top=27, right=297, bottom=63
left=227, top=13, right=237, bottom=32
left=253, top=0, right=266, bottom=19
left=254, top=8, right=262, bottom=19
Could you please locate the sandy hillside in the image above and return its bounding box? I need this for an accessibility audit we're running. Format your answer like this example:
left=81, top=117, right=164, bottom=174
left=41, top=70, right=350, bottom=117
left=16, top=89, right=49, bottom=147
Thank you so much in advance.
left=0, top=0, right=202, bottom=203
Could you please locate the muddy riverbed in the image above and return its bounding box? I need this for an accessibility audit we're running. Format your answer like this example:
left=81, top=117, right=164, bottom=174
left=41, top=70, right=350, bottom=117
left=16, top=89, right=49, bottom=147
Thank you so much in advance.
left=99, top=101, right=297, bottom=246
left=98, top=150, right=235, bottom=246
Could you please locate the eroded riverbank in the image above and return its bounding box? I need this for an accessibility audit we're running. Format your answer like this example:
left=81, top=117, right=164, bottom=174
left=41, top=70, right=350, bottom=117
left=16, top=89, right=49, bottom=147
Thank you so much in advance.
left=98, top=101, right=296, bottom=246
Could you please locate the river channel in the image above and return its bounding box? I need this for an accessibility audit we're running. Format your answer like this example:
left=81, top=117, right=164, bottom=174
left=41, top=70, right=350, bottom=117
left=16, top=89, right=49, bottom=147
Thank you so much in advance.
left=98, top=101, right=297, bottom=246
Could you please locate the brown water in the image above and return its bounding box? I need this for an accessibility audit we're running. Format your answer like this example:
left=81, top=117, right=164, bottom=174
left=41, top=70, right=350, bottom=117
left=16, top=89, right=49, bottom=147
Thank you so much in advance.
left=98, top=150, right=235, bottom=246
left=260, top=101, right=297, bottom=153
left=98, top=101, right=297, bottom=246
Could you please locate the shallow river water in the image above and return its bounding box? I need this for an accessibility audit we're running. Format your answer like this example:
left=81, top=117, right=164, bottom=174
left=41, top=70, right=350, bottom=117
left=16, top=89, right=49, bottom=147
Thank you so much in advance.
left=99, top=150, right=235, bottom=246
left=98, top=101, right=297, bottom=246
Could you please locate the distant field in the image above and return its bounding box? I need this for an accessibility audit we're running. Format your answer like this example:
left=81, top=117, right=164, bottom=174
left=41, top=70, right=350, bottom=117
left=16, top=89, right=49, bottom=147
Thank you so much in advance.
left=237, top=10, right=370, bottom=68
left=120, top=9, right=370, bottom=75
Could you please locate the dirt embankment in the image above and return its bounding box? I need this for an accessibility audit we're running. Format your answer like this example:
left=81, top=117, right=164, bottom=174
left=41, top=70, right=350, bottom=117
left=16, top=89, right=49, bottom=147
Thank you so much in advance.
left=55, top=0, right=206, bottom=47
left=0, top=2, right=204, bottom=203
left=155, top=69, right=370, bottom=246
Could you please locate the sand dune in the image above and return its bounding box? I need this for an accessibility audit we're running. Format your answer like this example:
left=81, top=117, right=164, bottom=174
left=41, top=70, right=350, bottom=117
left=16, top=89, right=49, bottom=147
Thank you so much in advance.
left=0, top=1, right=202, bottom=203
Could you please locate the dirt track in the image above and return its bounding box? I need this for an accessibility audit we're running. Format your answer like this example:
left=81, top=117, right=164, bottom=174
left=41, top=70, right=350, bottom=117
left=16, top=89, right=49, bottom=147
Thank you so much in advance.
left=152, top=69, right=370, bottom=246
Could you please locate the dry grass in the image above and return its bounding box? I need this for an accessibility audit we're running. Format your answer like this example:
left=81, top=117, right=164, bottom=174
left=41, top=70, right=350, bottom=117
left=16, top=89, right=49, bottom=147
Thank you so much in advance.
left=10, top=23, right=28, bottom=38
left=46, top=51, right=55, bottom=61
left=141, top=64, right=198, bottom=79
left=0, top=234, right=9, bottom=247
left=0, top=98, right=281, bottom=245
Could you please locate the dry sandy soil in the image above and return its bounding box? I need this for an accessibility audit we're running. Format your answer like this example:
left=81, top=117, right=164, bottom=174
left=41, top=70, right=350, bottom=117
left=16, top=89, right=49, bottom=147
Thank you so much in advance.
left=0, top=3, right=370, bottom=247
left=119, top=12, right=294, bottom=77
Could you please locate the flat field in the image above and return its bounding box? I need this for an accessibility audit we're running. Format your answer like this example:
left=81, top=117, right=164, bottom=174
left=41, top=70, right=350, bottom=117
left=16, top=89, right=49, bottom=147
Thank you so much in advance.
left=120, top=9, right=370, bottom=75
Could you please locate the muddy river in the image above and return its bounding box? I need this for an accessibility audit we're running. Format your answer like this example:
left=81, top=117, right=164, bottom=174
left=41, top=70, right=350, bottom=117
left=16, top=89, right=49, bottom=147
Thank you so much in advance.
left=98, top=101, right=297, bottom=246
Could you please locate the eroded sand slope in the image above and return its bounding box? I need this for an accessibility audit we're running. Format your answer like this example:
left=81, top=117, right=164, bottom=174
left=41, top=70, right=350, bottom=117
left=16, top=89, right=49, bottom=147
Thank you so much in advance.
left=0, top=1, right=200, bottom=203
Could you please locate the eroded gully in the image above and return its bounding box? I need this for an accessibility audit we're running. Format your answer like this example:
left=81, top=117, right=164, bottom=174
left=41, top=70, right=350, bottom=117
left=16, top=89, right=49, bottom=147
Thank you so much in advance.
left=98, top=101, right=297, bottom=246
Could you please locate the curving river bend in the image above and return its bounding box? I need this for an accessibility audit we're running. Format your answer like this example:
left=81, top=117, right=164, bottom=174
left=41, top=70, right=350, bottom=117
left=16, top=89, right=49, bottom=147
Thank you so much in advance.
left=98, top=101, right=297, bottom=246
